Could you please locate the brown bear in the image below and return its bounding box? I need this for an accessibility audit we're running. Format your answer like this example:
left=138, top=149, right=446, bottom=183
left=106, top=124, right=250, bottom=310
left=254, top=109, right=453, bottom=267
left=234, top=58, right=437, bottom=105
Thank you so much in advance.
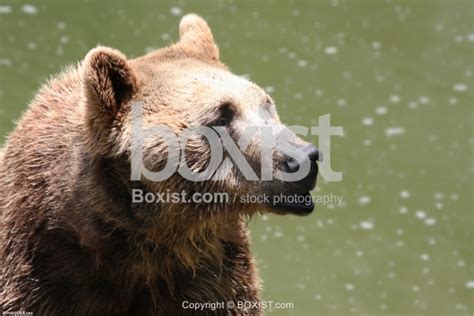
left=0, top=14, right=318, bottom=315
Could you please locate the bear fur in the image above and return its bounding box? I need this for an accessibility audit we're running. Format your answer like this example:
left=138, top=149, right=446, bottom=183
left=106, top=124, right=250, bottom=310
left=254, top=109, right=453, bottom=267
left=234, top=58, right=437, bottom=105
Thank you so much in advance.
left=0, top=14, right=316, bottom=315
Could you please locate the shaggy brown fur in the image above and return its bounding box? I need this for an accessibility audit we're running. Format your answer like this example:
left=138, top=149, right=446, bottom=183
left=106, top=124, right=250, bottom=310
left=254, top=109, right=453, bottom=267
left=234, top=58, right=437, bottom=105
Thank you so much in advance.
left=0, top=14, right=312, bottom=315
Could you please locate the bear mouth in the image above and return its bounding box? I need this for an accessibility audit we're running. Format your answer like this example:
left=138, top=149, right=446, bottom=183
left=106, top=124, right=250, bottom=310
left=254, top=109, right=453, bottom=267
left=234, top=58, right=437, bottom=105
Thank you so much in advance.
left=268, top=191, right=314, bottom=215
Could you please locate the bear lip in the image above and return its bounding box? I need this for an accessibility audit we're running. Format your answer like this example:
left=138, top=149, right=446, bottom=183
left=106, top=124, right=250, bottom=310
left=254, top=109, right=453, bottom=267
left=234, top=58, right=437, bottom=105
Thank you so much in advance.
left=269, top=191, right=315, bottom=215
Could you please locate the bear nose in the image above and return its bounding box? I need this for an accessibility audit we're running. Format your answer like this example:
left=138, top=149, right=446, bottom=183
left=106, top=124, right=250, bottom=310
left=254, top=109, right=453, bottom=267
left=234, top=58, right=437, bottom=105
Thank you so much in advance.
left=286, top=144, right=320, bottom=173
left=303, top=144, right=320, bottom=164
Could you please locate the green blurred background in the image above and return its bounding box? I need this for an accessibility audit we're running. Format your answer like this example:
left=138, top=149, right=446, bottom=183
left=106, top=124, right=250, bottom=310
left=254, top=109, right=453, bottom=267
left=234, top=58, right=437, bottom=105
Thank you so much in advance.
left=0, top=0, right=473, bottom=315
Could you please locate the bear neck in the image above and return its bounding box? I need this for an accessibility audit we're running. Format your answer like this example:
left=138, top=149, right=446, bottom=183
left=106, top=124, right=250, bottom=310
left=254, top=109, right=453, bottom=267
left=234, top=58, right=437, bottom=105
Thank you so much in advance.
left=73, top=153, right=247, bottom=286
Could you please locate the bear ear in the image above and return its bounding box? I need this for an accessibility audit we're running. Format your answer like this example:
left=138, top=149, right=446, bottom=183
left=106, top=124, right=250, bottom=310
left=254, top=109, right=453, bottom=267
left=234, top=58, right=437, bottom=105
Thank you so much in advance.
left=83, top=46, right=137, bottom=116
left=179, top=14, right=219, bottom=61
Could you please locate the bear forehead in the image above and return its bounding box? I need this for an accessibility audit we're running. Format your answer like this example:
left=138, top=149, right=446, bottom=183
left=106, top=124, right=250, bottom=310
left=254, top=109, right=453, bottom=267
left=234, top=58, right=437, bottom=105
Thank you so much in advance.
left=182, top=69, right=265, bottom=102
left=134, top=59, right=268, bottom=110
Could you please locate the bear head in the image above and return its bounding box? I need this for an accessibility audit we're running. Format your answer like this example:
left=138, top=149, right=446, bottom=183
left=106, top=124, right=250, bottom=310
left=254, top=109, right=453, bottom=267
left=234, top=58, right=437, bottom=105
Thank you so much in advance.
left=81, top=14, right=319, bottom=223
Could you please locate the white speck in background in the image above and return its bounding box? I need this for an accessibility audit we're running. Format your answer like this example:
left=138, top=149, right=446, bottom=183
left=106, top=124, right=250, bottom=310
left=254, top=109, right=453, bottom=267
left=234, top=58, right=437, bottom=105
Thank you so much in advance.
left=358, top=196, right=371, bottom=205
left=56, top=21, right=66, bottom=30
left=385, top=127, right=405, bottom=137
left=0, top=5, right=12, bottom=14
left=453, top=83, right=468, bottom=92
left=396, top=241, right=405, bottom=247
left=170, top=6, right=182, bottom=16
left=372, top=41, right=382, bottom=49
left=415, top=210, right=426, bottom=219
left=22, top=4, right=38, bottom=15
left=454, top=34, right=464, bottom=43
left=424, top=218, right=436, bottom=226
left=362, top=117, right=374, bottom=126
left=273, top=231, right=283, bottom=238
left=0, top=58, right=12, bottom=67
left=345, top=283, right=355, bottom=291
left=435, top=24, right=444, bottom=32
left=448, top=97, right=458, bottom=105
left=27, top=42, right=37, bottom=50
left=325, top=46, right=338, bottom=55
left=60, top=36, right=69, bottom=44
left=434, top=192, right=444, bottom=199
left=265, top=86, right=275, bottom=93
left=408, top=101, right=418, bottom=109
left=337, top=99, right=347, bottom=106
left=400, top=191, right=411, bottom=199
left=457, top=260, right=465, bottom=267
left=466, top=280, right=474, bottom=289
left=390, top=95, right=401, bottom=103
left=297, top=60, right=307, bottom=67
left=419, top=96, right=430, bottom=104
left=375, top=106, right=388, bottom=115
left=359, top=220, right=374, bottom=230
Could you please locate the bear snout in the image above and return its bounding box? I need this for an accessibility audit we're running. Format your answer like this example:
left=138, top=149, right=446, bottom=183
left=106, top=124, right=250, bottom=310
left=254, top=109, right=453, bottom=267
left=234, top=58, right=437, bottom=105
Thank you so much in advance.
left=283, top=143, right=319, bottom=193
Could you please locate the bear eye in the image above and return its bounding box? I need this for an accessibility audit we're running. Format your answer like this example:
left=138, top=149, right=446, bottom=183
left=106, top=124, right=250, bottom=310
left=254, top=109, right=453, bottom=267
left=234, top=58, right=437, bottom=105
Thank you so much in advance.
left=212, top=103, right=235, bottom=127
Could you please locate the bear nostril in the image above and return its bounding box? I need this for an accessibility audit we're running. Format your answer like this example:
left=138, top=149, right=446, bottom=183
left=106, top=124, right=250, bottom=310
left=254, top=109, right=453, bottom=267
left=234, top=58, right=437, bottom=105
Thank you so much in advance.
left=285, top=144, right=320, bottom=173
left=286, top=157, right=300, bottom=173
left=303, top=144, right=320, bottom=163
